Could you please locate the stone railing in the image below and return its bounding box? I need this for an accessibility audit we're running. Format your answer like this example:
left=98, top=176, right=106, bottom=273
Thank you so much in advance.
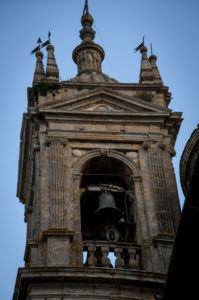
left=83, top=241, right=141, bottom=269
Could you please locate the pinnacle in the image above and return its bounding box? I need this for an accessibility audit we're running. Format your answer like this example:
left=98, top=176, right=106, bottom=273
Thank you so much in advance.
left=46, top=44, right=59, bottom=81
left=33, top=50, right=45, bottom=86
left=72, top=7, right=104, bottom=76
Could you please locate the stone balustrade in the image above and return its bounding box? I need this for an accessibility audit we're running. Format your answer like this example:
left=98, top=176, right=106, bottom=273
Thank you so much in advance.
left=83, top=241, right=141, bottom=269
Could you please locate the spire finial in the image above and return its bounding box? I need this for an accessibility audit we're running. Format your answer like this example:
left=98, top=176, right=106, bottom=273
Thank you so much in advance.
left=150, top=43, right=153, bottom=55
left=139, top=46, right=154, bottom=83
left=46, top=44, right=59, bottom=82
left=83, top=0, right=89, bottom=15
left=149, top=48, right=163, bottom=85
left=72, top=2, right=105, bottom=76
left=33, top=51, right=46, bottom=86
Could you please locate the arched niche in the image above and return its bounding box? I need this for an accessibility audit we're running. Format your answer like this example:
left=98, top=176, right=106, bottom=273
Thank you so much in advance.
left=73, top=149, right=141, bottom=244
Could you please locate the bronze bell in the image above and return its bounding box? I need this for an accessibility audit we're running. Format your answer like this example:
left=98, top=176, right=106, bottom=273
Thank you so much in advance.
left=95, top=192, right=122, bottom=217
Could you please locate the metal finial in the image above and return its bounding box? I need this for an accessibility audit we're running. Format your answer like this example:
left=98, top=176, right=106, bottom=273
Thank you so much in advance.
left=83, top=0, right=89, bottom=15
left=37, top=38, right=42, bottom=46
left=48, top=31, right=51, bottom=42
left=134, top=36, right=145, bottom=53
left=150, top=43, right=153, bottom=55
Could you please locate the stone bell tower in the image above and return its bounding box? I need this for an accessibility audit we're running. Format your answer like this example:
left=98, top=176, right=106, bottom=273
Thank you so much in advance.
left=13, top=3, right=182, bottom=300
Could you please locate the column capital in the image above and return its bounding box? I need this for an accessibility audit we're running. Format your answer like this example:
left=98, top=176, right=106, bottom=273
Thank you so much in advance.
left=73, top=173, right=83, bottom=180
left=46, top=137, right=69, bottom=146
left=131, top=175, right=142, bottom=183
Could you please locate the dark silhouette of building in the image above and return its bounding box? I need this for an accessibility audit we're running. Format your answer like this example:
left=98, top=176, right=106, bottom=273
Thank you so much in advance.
left=163, top=125, right=199, bottom=300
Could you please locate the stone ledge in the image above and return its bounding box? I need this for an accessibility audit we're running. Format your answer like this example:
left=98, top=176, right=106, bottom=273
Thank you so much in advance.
left=13, top=266, right=166, bottom=299
left=153, top=234, right=175, bottom=247
left=41, top=228, right=74, bottom=239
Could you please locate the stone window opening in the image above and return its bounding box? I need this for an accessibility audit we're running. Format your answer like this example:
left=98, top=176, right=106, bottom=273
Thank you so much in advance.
left=80, top=156, right=136, bottom=244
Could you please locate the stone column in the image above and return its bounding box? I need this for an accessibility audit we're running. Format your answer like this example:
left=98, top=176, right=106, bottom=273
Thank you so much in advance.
left=144, top=141, right=175, bottom=235
left=142, top=140, right=176, bottom=273
left=161, top=142, right=181, bottom=232
left=133, top=175, right=153, bottom=271
left=49, top=138, right=67, bottom=228
left=32, top=142, right=41, bottom=238
left=64, top=144, right=75, bottom=232
left=40, top=135, right=50, bottom=232
left=71, top=173, right=83, bottom=267
left=41, top=138, right=75, bottom=267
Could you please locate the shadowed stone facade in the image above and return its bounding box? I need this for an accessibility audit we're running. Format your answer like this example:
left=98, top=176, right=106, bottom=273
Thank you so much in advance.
left=13, top=4, right=182, bottom=300
left=163, top=127, right=199, bottom=299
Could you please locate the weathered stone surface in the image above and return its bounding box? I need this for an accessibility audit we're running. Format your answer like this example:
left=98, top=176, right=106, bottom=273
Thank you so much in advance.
left=33, top=51, right=46, bottom=86
left=46, top=44, right=59, bottom=81
left=14, top=4, right=182, bottom=300
left=180, top=124, right=199, bottom=195
left=13, top=267, right=166, bottom=300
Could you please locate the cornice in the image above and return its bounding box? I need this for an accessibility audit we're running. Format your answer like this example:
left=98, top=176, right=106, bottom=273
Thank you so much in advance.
left=58, top=81, right=170, bottom=92
left=38, top=86, right=171, bottom=113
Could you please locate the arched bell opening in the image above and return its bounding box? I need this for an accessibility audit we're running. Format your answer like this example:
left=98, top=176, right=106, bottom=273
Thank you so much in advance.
left=80, top=155, right=136, bottom=244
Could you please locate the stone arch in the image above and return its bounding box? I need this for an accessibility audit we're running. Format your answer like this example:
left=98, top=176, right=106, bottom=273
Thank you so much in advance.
left=72, top=148, right=140, bottom=177
left=72, top=149, right=144, bottom=245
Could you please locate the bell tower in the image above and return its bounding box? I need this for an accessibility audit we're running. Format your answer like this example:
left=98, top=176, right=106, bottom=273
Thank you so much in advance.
left=13, top=2, right=182, bottom=300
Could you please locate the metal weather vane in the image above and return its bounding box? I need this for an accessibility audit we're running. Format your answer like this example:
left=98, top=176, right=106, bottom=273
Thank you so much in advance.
left=30, top=38, right=42, bottom=55
left=134, top=36, right=145, bottom=53
left=41, top=31, right=51, bottom=48
left=150, top=43, right=153, bottom=55
left=83, top=0, right=89, bottom=15
left=30, top=32, right=51, bottom=55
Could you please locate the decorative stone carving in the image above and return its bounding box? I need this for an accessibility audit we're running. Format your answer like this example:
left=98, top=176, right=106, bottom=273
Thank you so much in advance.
left=46, top=137, right=68, bottom=146
left=50, top=140, right=66, bottom=228
left=126, top=151, right=139, bottom=165
left=100, top=148, right=109, bottom=157
left=101, top=247, right=111, bottom=267
left=142, top=140, right=151, bottom=150
left=114, top=248, right=124, bottom=268
left=72, top=12, right=104, bottom=75
left=72, top=149, right=87, bottom=158
left=147, top=142, right=175, bottom=234
left=87, top=246, right=97, bottom=267
left=143, top=140, right=176, bottom=158
left=96, top=104, right=109, bottom=111
left=128, top=248, right=138, bottom=269
left=72, top=149, right=140, bottom=177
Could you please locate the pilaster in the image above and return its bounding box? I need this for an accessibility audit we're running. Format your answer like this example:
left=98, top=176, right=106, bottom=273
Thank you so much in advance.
left=72, top=173, right=83, bottom=267
left=49, top=138, right=67, bottom=228
left=142, top=140, right=176, bottom=273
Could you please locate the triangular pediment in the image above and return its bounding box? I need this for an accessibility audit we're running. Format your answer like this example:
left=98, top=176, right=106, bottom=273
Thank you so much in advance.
left=39, top=87, right=170, bottom=114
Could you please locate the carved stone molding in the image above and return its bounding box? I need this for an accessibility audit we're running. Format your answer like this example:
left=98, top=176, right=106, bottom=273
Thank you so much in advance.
left=159, top=141, right=176, bottom=157
left=73, top=173, right=83, bottom=180
left=158, top=141, right=167, bottom=151
left=72, top=149, right=87, bottom=158
left=72, top=148, right=140, bottom=176
left=132, top=175, right=142, bottom=183
left=142, top=140, right=176, bottom=157
left=46, top=137, right=69, bottom=146
left=100, top=148, right=109, bottom=157
left=50, top=140, right=67, bottom=228
left=142, top=140, right=151, bottom=150
left=33, top=143, right=40, bottom=151
left=41, top=228, right=74, bottom=240
left=147, top=142, right=175, bottom=235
